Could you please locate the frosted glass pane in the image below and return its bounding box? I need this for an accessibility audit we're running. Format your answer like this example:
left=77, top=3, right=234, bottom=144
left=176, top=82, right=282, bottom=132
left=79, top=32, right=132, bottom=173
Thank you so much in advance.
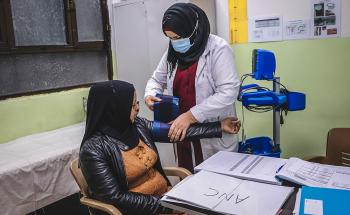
left=75, top=0, right=104, bottom=42
left=0, top=19, right=4, bottom=42
left=0, top=52, right=108, bottom=96
left=0, top=5, right=4, bottom=42
left=0, top=26, right=3, bottom=42
left=11, top=0, right=67, bottom=46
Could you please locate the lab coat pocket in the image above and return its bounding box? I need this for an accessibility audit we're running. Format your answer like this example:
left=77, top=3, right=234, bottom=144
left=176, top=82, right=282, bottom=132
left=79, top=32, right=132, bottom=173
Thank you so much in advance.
left=196, top=68, right=215, bottom=96
left=205, top=71, right=216, bottom=93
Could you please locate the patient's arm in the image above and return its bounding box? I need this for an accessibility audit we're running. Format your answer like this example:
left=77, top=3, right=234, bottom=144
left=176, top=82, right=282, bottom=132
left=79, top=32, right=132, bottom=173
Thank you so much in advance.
left=135, top=116, right=240, bottom=143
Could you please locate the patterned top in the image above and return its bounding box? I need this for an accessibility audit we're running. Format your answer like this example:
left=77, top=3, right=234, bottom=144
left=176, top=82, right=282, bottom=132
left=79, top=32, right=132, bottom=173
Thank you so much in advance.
left=121, top=140, right=168, bottom=196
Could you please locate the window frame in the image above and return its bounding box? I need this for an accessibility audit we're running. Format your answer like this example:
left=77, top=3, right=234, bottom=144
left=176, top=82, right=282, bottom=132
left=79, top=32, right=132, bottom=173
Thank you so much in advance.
left=0, top=0, right=8, bottom=49
left=0, top=0, right=113, bottom=99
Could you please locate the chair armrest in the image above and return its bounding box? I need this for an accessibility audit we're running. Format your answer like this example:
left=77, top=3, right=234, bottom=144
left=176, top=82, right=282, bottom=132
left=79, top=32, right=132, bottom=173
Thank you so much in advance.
left=80, top=196, right=122, bottom=215
left=163, top=167, right=191, bottom=180
left=303, top=155, right=327, bottom=164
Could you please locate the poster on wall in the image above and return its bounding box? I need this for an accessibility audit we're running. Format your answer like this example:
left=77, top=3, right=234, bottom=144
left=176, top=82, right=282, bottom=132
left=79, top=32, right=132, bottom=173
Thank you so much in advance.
left=311, top=0, right=341, bottom=38
left=248, top=16, right=283, bottom=42
left=284, top=20, right=311, bottom=40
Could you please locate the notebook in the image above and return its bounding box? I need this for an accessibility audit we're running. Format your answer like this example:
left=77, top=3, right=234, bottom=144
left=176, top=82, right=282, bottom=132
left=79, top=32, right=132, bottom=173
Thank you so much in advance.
left=162, top=170, right=294, bottom=215
left=276, top=157, right=350, bottom=190
left=194, top=151, right=286, bottom=185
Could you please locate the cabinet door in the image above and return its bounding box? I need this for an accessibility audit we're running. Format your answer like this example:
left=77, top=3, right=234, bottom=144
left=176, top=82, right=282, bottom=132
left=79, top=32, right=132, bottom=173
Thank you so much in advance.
left=113, top=1, right=151, bottom=118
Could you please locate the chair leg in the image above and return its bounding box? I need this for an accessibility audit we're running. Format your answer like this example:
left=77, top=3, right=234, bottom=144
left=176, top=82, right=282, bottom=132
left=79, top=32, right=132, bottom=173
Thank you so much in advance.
left=88, top=208, right=94, bottom=215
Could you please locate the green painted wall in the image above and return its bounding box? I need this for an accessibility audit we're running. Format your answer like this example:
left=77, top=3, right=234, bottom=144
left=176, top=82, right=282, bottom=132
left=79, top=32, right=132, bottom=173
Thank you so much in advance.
left=0, top=88, right=89, bottom=144
left=0, top=53, right=117, bottom=144
left=233, top=37, right=350, bottom=158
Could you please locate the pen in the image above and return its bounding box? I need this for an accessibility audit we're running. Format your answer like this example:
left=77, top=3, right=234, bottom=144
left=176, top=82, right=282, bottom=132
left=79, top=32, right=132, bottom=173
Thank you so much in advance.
left=276, top=164, right=285, bottom=173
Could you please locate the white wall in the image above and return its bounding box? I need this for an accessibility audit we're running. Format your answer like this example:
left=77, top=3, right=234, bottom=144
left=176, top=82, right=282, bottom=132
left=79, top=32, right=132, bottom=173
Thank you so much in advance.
left=191, top=0, right=217, bottom=34
left=248, top=0, right=350, bottom=37
left=215, top=0, right=229, bottom=42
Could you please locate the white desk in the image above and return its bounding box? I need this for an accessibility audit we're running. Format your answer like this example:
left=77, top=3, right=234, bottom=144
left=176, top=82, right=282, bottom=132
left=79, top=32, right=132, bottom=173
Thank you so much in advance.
left=0, top=123, right=85, bottom=215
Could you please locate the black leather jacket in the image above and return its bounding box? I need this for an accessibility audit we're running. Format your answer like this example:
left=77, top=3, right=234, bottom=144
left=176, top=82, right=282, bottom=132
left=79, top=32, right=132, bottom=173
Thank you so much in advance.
left=79, top=117, right=222, bottom=215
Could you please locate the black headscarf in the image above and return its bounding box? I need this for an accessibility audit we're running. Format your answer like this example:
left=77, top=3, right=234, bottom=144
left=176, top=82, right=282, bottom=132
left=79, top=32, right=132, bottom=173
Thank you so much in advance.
left=162, top=3, right=210, bottom=76
left=81, top=80, right=139, bottom=149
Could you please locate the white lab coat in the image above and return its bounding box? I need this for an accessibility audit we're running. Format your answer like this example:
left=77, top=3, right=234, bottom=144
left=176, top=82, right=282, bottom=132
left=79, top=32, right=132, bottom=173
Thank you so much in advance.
left=145, top=34, right=241, bottom=159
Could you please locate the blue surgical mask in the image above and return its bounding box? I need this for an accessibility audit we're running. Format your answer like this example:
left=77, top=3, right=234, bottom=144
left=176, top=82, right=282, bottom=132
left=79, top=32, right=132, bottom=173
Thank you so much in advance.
left=170, top=19, right=198, bottom=54
left=171, top=37, right=192, bottom=53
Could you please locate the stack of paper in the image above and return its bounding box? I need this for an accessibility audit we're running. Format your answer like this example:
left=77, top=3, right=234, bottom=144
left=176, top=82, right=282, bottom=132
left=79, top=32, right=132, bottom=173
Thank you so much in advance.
left=194, top=151, right=286, bottom=185
left=276, top=157, right=350, bottom=190
left=162, top=171, right=294, bottom=215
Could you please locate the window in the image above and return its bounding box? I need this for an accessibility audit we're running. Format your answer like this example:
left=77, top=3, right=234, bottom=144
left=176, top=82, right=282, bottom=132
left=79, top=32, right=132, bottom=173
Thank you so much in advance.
left=0, top=23, right=3, bottom=43
left=0, top=21, right=4, bottom=47
left=75, top=0, right=104, bottom=42
left=11, top=0, right=68, bottom=46
left=0, top=0, right=7, bottom=48
left=0, top=0, right=112, bottom=99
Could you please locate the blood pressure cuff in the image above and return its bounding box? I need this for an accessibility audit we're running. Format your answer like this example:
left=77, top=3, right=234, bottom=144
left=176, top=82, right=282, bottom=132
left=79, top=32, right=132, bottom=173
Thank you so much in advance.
left=151, top=121, right=171, bottom=142
left=153, top=94, right=179, bottom=123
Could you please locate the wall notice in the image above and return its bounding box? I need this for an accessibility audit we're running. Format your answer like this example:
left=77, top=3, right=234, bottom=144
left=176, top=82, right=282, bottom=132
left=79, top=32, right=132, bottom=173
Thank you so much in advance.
left=284, top=20, right=310, bottom=40
left=248, top=16, right=283, bottom=42
left=311, top=0, right=341, bottom=38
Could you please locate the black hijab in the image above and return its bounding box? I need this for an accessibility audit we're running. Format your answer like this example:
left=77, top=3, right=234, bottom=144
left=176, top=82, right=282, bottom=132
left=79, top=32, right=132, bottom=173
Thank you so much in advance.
left=162, top=3, right=210, bottom=76
left=81, top=80, right=139, bottom=149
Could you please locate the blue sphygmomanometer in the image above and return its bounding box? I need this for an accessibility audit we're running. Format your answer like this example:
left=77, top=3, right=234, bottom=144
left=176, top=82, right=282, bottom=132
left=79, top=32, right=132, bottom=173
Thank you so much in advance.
left=151, top=94, right=180, bottom=141
left=241, top=86, right=287, bottom=107
left=151, top=121, right=171, bottom=142
left=252, top=49, right=276, bottom=81
left=153, top=94, right=179, bottom=123
left=238, top=49, right=306, bottom=157
left=240, top=84, right=305, bottom=112
left=239, top=49, right=305, bottom=112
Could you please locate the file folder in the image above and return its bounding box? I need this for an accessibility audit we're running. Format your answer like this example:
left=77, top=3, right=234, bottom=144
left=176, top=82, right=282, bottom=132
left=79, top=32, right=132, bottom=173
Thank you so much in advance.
left=299, top=186, right=350, bottom=215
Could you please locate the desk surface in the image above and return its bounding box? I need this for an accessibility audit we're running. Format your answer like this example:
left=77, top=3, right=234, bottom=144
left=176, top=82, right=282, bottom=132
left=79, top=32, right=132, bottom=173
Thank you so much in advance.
left=0, top=123, right=84, bottom=215
left=161, top=187, right=299, bottom=215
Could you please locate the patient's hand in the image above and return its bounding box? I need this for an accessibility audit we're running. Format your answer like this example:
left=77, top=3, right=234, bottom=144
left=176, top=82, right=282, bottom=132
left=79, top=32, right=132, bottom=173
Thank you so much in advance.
left=221, top=117, right=241, bottom=134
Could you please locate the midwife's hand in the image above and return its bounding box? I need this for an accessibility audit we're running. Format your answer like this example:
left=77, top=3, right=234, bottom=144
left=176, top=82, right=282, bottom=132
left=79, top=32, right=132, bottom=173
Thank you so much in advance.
left=168, top=111, right=197, bottom=142
left=144, top=95, right=161, bottom=111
